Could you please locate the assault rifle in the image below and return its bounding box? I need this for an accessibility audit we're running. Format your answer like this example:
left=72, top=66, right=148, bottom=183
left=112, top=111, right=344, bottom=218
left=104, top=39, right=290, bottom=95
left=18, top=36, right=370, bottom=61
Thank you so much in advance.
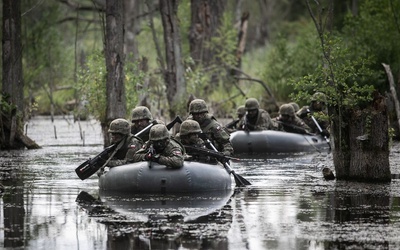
left=184, top=145, right=240, bottom=163
left=75, top=116, right=183, bottom=180
left=225, top=119, right=240, bottom=129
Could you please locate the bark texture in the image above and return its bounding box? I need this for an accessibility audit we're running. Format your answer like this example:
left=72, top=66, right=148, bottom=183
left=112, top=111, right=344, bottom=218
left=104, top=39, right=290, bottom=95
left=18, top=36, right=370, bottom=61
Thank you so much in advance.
left=159, top=0, right=186, bottom=119
left=104, top=0, right=126, bottom=146
left=332, top=95, right=391, bottom=182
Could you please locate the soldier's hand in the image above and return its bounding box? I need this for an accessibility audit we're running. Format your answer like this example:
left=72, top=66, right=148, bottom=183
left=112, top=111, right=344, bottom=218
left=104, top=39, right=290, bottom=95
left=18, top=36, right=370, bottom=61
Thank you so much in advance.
left=144, top=152, right=152, bottom=161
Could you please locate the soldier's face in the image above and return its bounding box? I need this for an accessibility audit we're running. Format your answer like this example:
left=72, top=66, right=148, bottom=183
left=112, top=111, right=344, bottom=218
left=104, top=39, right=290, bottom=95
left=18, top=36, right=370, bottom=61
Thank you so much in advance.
left=312, top=101, right=325, bottom=111
left=192, top=112, right=207, bottom=124
left=247, top=109, right=258, bottom=118
left=152, top=138, right=169, bottom=152
left=132, top=119, right=150, bottom=130
left=110, top=133, right=124, bottom=144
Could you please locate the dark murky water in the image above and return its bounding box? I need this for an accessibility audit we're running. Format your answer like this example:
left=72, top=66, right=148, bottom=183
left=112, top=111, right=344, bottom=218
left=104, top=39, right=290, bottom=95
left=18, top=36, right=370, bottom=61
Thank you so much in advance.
left=1, top=116, right=400, bottom=249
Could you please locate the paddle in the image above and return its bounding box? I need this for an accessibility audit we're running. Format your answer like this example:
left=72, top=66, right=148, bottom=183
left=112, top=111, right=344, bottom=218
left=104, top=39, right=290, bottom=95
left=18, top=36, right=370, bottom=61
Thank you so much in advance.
left=199, top=134, right=251, bottom=187
left=307, top=109, right=331, bottom=149
left=75, top=116, right=183, bottom=180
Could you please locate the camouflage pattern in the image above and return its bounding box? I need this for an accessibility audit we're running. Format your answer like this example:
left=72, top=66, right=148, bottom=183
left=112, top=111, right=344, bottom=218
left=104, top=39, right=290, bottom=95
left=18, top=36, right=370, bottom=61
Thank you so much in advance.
left=273, top=105, right=311, bottom=134
left=131, top=106, right=153, bottom=121
left=289, top=102, right=300, bottom=112
left=107, top=134, right=143, bottom=167
left=108, top=118, right=131, bottom=135
left=297, top=92, right=329, bottom=134
left=179, top=120, right=202, bottom=136
left=279, top=104, right=295, bottom=116
left=311, top=92, right=327, bottom=103
left=238, top=109, right=275, bottom=131
left=189, top=99, right=208, bottom=114
left=236, top=105, right=246, bottom=117
left=244, top=98, right=260, bottom=110
left=132, top=139, right=184, bottom=168
left=190, top=113, right=234, bottom=156
left=149, top=124, right=170, bottom=141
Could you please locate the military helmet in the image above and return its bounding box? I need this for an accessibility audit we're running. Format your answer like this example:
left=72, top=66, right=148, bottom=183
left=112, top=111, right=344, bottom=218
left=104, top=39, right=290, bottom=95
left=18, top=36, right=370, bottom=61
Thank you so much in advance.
left=289, top=102, right=300, bottom=112
left=149, top=124, right=170, bottom=141
left=131, top=106, right=153, bottom=121
left=311, top=92, right=327, bottom=103
left=189, top=99, right=208, bottom=114
left=279, top=104, right=295, bottom=116
left=179, top=120, right=202, bottom=136
left=245, top=98, right=260, bottom=111
left=236, top=105, right=246, bottom=116
left=108, top=118, right=131, bottom=135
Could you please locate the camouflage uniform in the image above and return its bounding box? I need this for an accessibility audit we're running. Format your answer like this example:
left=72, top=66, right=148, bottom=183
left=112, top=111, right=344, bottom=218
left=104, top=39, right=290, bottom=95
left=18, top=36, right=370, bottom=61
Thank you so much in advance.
left=177, top=120, right=218, bottom=164
left=237, top=98, right=275, bottom=131
left=188, top=99, right=234, bottom=156
left=273, top=104, right=311, bottom=134
left=225, top=105, right=245, bottom=133
left=131, top=106, right=154, bottom=142
left=132, top=124, right=184, bottom=168
left=104, top=118, right=143, bottom=168
left=297, top=92, right=330, bottom=136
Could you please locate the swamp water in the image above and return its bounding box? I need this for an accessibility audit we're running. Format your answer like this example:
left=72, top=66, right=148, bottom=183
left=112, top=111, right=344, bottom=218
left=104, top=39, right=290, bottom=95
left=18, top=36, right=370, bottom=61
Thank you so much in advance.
left=0, top=116, right=400, bottom=249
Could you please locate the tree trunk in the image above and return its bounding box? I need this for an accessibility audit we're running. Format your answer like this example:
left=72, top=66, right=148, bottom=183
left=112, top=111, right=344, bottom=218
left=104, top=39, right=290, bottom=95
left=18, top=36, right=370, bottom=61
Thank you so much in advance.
left=332, top=96, right=391, bottom=182
left=159, top=0, right=186, bottom=119
left=104, top=0, right=126, bottom=146
left=189, top=0, right=226, bottom=66
left=1, top=0, right=39, bottom=149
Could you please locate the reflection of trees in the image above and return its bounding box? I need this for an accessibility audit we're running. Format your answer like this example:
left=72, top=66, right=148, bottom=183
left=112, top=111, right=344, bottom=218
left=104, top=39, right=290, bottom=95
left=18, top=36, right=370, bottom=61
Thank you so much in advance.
left=3, top=185, right=24, bottom=248
left=325, top=183, right=390, bottom=249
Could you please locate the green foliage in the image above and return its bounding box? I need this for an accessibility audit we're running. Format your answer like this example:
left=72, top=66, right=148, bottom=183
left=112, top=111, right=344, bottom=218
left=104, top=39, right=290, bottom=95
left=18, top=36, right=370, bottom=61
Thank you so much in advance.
left=209, top=13, right=237, bottom=68
left=290, top=35, right=377, bottom=109
left=77, top=51, right=107, bottom=121
left=77, top=51, right=145, bottom=122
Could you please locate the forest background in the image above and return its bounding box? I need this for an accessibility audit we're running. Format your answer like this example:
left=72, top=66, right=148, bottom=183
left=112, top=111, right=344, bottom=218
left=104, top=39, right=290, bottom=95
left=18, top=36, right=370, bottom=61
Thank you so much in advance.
left=1, top=0, right=398, bottom=124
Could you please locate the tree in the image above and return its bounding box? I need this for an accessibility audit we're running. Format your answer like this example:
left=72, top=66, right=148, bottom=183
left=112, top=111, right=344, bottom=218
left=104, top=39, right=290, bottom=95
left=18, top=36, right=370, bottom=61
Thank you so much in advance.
left=159, top=0, right=186, bottom=119
left=298, top=0, right=391, bottom=182
left=1, top=0, right=39, bottom=149
left=103, top=0, right=126, bottom=146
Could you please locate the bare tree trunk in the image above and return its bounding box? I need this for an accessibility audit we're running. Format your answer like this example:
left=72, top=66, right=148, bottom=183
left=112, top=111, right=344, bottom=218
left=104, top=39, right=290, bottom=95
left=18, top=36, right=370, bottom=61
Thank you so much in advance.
left=124, top=0, right=140, bottom=61
left=1, top=0, right=39, bottom=149
left=189, top=0, right=226, bottom=66
left=104, top=0, right=126, bottom=146
left=332, top=97, right=391, bottom=182
left=159, top=0, right=186, bottom=119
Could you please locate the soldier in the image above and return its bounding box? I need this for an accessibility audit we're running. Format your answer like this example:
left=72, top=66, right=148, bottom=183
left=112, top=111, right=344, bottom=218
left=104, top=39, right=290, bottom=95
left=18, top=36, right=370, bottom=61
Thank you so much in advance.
left=289, top=102, right=300, bottom=112
left=237, top=98, right=275, bottom=131
left=132, top=124, right=184, bottom=168
left=177, top=120, right=218, bottom=164
left=188, top=99, right=234, bottom=156
left=98, top=118, right=143, bottom=175
left=297, top=92, right=330, bottom=137
left=273, top=104, right=311, bottom=134
left=225, top=105, right=246, bottom=133
left=130, top=106, right=155, bottom=142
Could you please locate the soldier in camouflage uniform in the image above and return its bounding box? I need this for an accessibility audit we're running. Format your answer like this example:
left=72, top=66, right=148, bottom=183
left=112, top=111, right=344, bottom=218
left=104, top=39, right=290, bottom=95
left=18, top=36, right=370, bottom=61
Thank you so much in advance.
left=98, top=118, right=143, bottom=175
left=131, top=106, right=155, bottom=142
left=297, top=92, right=330, bottom=137
left=237, top=98, right=275, bottom=131
left=225, top=105, right=246, bottom=133
left=273, top=104, right=311, bottom=134
left=177, top=120, right=218, bottom=164
left=132, top=124, right=184, bottom=168
left=188, top=99, right=234, bottom=156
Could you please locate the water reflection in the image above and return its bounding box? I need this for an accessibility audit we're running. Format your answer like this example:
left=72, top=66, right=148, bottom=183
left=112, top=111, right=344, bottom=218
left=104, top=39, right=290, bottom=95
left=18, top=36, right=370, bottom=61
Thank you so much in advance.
left=1, top=116, right=400, bottom=249
left=76, top=190, right=233, bottom=249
